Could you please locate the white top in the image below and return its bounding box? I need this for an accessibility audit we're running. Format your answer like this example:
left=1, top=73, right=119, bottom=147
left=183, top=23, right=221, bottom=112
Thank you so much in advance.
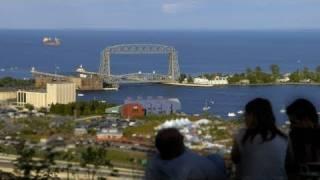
left=234, top=128, right=288, bottom=180
left=145, top=150, right=227, bottom=180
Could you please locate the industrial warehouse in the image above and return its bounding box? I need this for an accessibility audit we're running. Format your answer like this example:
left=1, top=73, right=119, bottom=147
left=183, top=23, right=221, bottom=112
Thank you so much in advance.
left=17, top=82, right=76, bottom=108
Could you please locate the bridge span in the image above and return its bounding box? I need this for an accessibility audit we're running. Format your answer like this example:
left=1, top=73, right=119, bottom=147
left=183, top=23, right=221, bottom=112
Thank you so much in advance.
left=99, top=44, right=180, bottom=83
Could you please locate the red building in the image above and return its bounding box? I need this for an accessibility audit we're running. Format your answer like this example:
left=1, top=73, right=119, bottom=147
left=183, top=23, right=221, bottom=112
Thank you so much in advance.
left=121, top=103, right=145, bottom=119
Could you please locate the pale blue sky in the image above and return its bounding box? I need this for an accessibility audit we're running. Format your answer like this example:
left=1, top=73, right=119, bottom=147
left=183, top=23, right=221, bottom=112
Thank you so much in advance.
left=0, top=0, right=319, bottom=30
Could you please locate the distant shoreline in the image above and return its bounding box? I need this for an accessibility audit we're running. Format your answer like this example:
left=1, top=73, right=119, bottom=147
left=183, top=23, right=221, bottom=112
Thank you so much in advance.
left=163, top=82, right=320, bottom=87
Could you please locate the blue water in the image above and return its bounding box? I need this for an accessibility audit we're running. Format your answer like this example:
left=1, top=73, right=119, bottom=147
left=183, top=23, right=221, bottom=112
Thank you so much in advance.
left=1, top=30, right=320, bottom=123
left=78, top=84, right=320, bottom=123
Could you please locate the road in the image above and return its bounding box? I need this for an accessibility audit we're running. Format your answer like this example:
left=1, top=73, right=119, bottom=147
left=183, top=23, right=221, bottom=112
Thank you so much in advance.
left=0, top=153, right=144, bottom=180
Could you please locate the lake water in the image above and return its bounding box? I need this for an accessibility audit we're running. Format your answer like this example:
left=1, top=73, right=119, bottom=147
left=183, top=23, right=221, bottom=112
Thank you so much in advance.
left=1, top=30, right=320, bottom=123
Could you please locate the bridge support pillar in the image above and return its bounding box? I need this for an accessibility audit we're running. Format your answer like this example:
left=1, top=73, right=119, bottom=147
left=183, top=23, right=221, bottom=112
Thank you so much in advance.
left=99, top=50, right=111, bottom=78
left=168, top=50, right=180, bottom=81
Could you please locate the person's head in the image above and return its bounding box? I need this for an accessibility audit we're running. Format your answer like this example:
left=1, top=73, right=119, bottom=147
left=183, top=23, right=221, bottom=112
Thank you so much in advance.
left=244, top=98, right=276, bottom=129
left=155, top=128, right=185, bottom=160
left=242, top=98, right=286, bottom=144
left=286, top=98, right=319, bottom=129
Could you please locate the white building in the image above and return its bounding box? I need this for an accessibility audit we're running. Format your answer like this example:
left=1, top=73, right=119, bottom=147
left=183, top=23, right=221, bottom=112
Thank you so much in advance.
left=17, top=82, right=76, bottom=108
left=96, top=128, right=123, bottom=141
left=193, top=76, right=228, bottom=85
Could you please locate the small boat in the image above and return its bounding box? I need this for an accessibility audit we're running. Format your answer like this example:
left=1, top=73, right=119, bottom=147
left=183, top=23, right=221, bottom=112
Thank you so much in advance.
left=228, top=112, right=236, bottom=117
left=43, top=37, right=61, bottom=46
left=237, top=110, right=244, bottom=114
left=77, top=93, right=84, bottom=97
left=203, top=106, right=211, bottom=111
left=280, top=109, right=286, bottom=113
left=103, top=87, right=119, bottom=91
left=103, top=83, right=119, bottom=91
left=202, top=100, right=211, bottom=111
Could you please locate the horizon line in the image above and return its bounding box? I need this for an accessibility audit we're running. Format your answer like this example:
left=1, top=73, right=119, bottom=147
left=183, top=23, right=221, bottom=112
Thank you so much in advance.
left=1, top=27, right=320, bottom=32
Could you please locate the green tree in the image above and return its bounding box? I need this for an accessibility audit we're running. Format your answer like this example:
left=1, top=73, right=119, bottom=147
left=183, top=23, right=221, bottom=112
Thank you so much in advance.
left=25, top=104, right=34, bottom=111
left=14, top=143, right=36, bottom=179
left=35, top=147, right=58, bottom=179
left=316, top=65, right=320, bottom=74
left=315, top=66, right=320, bottom=82
left=39, top=107, right=48, bottom=113
left=270, top=64, right=280, bottom=79
left=245, top=68, right=253, bottom=75
left=178, top=73, right=187, bottom=83
left=62, top=152, right=75, bottom=180
left=289, top=70, right=301, bottom=82
left=80, top=146, right=111, bottom=180
left=187, top=75, right=193, bottom=83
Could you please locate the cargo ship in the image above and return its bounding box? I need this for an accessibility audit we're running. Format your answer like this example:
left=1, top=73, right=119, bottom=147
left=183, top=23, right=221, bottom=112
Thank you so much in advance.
left=42, top=37, right=61, bottom=46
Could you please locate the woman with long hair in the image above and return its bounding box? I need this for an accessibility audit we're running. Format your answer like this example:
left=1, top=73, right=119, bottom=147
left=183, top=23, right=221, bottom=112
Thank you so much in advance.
left=231, top=98, right=287, bottom=180
left=285, top=98, right=320, bottom=179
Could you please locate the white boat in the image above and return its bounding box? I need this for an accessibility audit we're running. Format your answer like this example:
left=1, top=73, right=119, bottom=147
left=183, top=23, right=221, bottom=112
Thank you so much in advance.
left=228, top=112, right=236, bottom=117
left=103, top=87, right=118, bottom=91
left=202, top=100, right=211, bottom=111
left=280, top=109, right=286, bottom=113
left=203, top=106, right=211, bottom=111
left=77, top=93, right=84, bottom=97
left=42, top=37, right=61, bottom=46
left=237, top=110, right=244, bottom=114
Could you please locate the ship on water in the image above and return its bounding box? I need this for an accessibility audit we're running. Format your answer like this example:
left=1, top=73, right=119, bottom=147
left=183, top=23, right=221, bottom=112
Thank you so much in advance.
left=42, top=37, right=61, bottom=46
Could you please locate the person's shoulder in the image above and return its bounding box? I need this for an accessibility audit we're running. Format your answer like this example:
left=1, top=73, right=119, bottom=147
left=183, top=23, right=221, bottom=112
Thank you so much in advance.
left=233, top=128, right=247, bottom=142
left=184, top=150, right=215, bottom=165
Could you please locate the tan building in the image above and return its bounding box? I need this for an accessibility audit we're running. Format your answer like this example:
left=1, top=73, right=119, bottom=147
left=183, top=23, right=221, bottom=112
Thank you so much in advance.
left=0, top=91, right=17, bottom=101
left=17, top=82, right=76, bottom=108
left=33, top=66, right=103, bottom=91
left=46, top=83, right=76, bottom=105
left=17, top=90, right=47, bottom=108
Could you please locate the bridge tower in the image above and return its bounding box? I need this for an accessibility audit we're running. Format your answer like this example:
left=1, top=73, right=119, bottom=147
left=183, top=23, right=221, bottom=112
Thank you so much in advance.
left=99, top=50, right=111, bottom=78
left=168, top=49, right=180, bottom=81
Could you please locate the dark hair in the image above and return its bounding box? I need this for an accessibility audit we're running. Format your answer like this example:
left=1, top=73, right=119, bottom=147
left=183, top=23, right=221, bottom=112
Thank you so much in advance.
left=286, top=98, right=319, bottom=127
left=155, top=128, right=185, bottom=160
left=242, top=98, right=286, bottom=144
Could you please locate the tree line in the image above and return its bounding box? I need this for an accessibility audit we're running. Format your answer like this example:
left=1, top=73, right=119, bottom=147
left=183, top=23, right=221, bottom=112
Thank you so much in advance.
left=0, top=77, right=34, bottom=87
left=178, top=64, right=320, bottom=84
left=13, top=141, right=113, bottom=180
left=50, top=101, right=116, bottom=116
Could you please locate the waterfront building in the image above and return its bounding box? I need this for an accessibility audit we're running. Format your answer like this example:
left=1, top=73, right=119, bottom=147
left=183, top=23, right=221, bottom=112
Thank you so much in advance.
left=96, top=128, right=123, bottom=141
left=277, top=77, right=290, bottom=83
left=121, top=103, right=145, bottom=119
left=32, top=66, right=103, bottom=90
left=124, top=97, right=181, bottom=115
left=239, top=79, right=250, bottom=84
left=17, top=82, right=76, bottom=108
left=193, top=76, right=228, bottom=85
left=0, top=90, right=17, bottom=101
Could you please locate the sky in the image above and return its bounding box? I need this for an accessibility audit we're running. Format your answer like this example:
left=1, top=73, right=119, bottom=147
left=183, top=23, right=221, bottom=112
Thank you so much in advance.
left=0, top=0, right=320, bottom=30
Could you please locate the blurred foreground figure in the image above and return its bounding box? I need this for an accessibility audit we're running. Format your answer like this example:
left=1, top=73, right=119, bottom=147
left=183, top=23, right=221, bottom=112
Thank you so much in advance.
left=231, top=98, right=288, bottom=180
left=145, top=128, right=227, bottom=180
left=285, top=99, right=320, bottom=180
